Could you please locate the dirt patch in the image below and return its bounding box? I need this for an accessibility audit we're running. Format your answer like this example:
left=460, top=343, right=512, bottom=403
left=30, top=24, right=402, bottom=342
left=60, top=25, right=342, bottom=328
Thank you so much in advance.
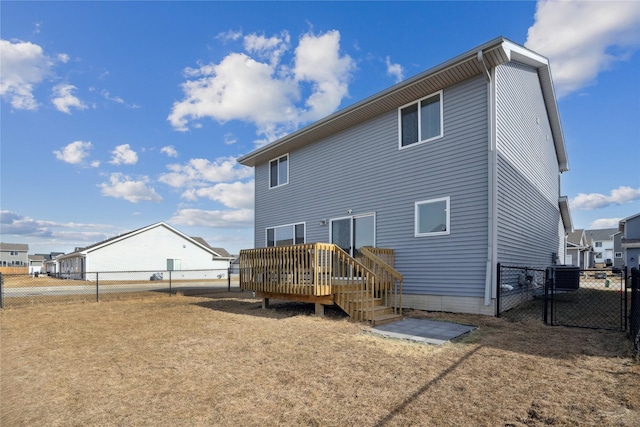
left=1, top=295, right=639, bottom=426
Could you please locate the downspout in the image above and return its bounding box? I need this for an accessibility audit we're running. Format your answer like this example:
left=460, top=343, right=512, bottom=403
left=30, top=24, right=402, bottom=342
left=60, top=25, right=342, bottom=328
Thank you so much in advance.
left=478, top=51, right=497, bottom=308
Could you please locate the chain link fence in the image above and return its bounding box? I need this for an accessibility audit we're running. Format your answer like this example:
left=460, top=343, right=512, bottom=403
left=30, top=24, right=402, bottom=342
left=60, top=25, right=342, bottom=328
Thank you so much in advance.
left=496, top=264, right=548, bottom=322
left=630, top=268, right=640, bottom=356
left=0, top=269, right=241, bottom=308
left=548, top=267, right=627, bottom=331
left=497, top=264, right=629, bottom=331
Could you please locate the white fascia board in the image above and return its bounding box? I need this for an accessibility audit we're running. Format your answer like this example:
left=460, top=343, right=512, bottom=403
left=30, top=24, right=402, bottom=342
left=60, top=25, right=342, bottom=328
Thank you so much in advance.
left=502, top=40, right=569, bottom=173
left=502, top=41, right=549, bottom=68
left=559, top=196, right=573, bottom=233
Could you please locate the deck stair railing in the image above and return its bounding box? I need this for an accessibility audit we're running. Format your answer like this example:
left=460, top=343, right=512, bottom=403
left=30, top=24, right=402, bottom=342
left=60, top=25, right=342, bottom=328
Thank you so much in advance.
left=359, top=246, right=403, bottom=316
left=239, top=243, right=401, bottom=324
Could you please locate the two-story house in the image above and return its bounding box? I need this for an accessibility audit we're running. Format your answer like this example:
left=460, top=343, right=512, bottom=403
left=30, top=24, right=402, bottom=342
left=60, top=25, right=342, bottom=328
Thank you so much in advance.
left=585, top=228, right=617, bottom=267
left=238, top=37, right=571, bottom=318
left=0, top=242, right=29, bottom=272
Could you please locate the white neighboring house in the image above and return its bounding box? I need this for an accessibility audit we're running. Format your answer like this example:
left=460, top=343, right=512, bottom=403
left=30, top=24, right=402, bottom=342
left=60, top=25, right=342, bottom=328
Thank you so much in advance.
left=56, top=222, right=233, bottom=280
left=584, top=228, right=617, bottom=267
left=28, top=255, right=45, bottom=275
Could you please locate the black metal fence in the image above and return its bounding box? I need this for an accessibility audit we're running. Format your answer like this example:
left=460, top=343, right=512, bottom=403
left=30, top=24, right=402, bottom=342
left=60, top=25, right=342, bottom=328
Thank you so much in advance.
left=0, top=269, right=241, bottom=309
left=630, top=268, right=640, bottom=356
left=497, top=264, right=629, bottom=332
left=496, top=264, right=548, bottom=322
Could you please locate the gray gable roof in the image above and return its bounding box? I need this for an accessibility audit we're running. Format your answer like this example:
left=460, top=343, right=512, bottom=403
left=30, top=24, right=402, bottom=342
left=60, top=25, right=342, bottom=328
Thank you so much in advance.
left=584, top=228, right=618, bottom=242
left=566, top=229, right=585, bottom=246
left=238, top=36, right=568, bottom=173
left=0, top=243, right=28, bottom=251
left=190, top=237, right=232, bottom=258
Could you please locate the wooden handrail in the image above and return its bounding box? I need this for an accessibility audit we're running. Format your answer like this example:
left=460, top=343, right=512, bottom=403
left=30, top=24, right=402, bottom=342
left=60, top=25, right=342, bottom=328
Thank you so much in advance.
left=359, top=246, right=403, bottom=316
left=359, top=247, right=402, bottom=281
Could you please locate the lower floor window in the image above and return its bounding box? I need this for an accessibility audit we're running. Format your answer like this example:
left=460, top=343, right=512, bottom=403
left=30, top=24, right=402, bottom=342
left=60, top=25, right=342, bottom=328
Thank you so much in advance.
left=415, top=197, right=450, bottom=237
left=267, top=223, right=305, bottom=247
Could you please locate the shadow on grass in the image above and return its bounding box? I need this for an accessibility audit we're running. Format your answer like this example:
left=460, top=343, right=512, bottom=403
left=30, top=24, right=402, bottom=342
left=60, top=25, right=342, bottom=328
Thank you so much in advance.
left=374, top=345, right=483, bottom=427
left=189, top=293, right=350, bottom=321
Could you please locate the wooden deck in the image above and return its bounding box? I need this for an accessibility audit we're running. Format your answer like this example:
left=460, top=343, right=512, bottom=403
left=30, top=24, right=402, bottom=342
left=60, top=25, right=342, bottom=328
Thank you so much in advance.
left=239, top=243, right=402, bottom=325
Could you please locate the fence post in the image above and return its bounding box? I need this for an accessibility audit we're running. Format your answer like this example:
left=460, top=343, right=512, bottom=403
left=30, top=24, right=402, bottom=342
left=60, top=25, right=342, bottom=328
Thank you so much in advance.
left=169, top=270, right=172, bottom=296
left=0, top=272, right=3, bottom=309
left=228, top=267, right=231, bottom=292
left=96, top=272, right=99, bottom=302
left=495, top=263, right=501, bottom=317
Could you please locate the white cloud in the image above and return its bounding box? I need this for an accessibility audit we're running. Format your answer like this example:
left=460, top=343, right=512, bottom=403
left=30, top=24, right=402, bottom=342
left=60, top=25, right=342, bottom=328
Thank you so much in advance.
left=57, top=53, right=69, bottom=63
left=159, top=156, right=253, bottom=189
left=170, top=208, right=253, bottom=228
left=217, top=30, right=243, bottom=42
left=0, top=210, right=111, bottom=241
left=0, top=39, right=53, bottom=110
left=526, top=0, right=640, bottom=97
left=109, top=144, right=138, bottom=165
left=182, top=180, right=254, bottom=209
left=101, top=90, right=124, bottom=104
left=589, top=218, right=622, bottom=229
left=168, top=29, right=355, bottom=145
left=293, top=30, right=355, bottom=123
left=244, top=31, right=290, bottom=66
left=51, top=83, right=87, bottom=114
left=385, top=56, right=404, bottom=83
left=99, top=173, right=162, bottom=203
left=53, top=140, right=93, bottom=165
left=160, top=145, right=178, bottom=158
left=570, top=186, right=640, bottom=210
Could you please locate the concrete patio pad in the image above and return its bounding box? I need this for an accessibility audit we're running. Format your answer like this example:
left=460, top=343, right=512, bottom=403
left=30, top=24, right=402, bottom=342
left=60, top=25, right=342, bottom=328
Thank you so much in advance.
left=370, top=318, right=476, bottom=345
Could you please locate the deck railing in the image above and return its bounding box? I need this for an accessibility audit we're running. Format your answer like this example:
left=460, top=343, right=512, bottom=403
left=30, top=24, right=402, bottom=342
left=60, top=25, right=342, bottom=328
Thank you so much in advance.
left=359, top=247, right=403, bottom=315
left=239, top=243, right=400, bottom=322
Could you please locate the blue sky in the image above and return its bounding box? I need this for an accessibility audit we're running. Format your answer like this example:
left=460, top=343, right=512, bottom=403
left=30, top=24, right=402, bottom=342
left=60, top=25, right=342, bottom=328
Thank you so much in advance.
left=1, top=1, right=639, bottom=255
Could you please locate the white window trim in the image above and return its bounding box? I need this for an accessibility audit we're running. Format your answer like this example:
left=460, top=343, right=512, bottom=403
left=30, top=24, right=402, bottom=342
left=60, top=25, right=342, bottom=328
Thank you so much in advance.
left=414, top=196, right=450, bottom=237
left=398, top=90, right=444, bottom=150
left=265, top=222, right=306, bottom=247
left=328, top=212, right=377, bottom=249
left=268, top=154, right=289, bottom=189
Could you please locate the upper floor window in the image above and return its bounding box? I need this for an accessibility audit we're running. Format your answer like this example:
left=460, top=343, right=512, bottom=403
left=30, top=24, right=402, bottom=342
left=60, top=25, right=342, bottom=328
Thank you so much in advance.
left=595, top=241, right=602, bottom=247
left=266, top=223, right=305, bottom=247
left=269, top=154, right=289, bottom=188
left=399, top=91, right=443, bottom=149
left=10, top=251, right=18, bottom=256
left=415, top=197, right=450, bottom=237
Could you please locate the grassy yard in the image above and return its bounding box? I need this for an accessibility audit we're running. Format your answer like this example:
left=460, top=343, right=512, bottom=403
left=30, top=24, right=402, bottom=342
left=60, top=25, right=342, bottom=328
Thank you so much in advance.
left=1, top=292, right=639, bottom=426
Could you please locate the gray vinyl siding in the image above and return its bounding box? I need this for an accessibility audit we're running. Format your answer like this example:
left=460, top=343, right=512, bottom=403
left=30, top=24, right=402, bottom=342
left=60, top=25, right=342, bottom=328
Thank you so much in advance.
left=255, top=74, right=489, bottom=297
left=495, top=62, right=562, bottom=267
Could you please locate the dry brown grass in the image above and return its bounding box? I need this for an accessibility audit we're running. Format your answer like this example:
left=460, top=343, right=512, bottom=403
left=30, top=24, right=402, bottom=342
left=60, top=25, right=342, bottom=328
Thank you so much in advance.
left=1, top=293, right=638, bottom=426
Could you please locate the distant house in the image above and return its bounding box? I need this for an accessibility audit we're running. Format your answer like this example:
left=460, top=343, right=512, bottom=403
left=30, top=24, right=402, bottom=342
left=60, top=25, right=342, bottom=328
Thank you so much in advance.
left=584, top=228, right=617, bottom=267
left=566, top=229, right=590, bottom=268
left=56, top=222, right=233, bottom=280
left=238, top=37, right=571, bottom=316
left=0, top=242, right=29, bottom=273
left=28, top=255, right=45, bottom=275
left=619, top=213, right=640, bottom=270
left=40, top=252, right=65, bottom=275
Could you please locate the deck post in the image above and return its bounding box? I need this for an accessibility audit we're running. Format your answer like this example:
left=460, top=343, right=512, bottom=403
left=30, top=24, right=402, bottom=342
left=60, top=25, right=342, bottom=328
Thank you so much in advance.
left=262, top=297, right=270, bottom=309
left=315, top=303, right=324, bottom=317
